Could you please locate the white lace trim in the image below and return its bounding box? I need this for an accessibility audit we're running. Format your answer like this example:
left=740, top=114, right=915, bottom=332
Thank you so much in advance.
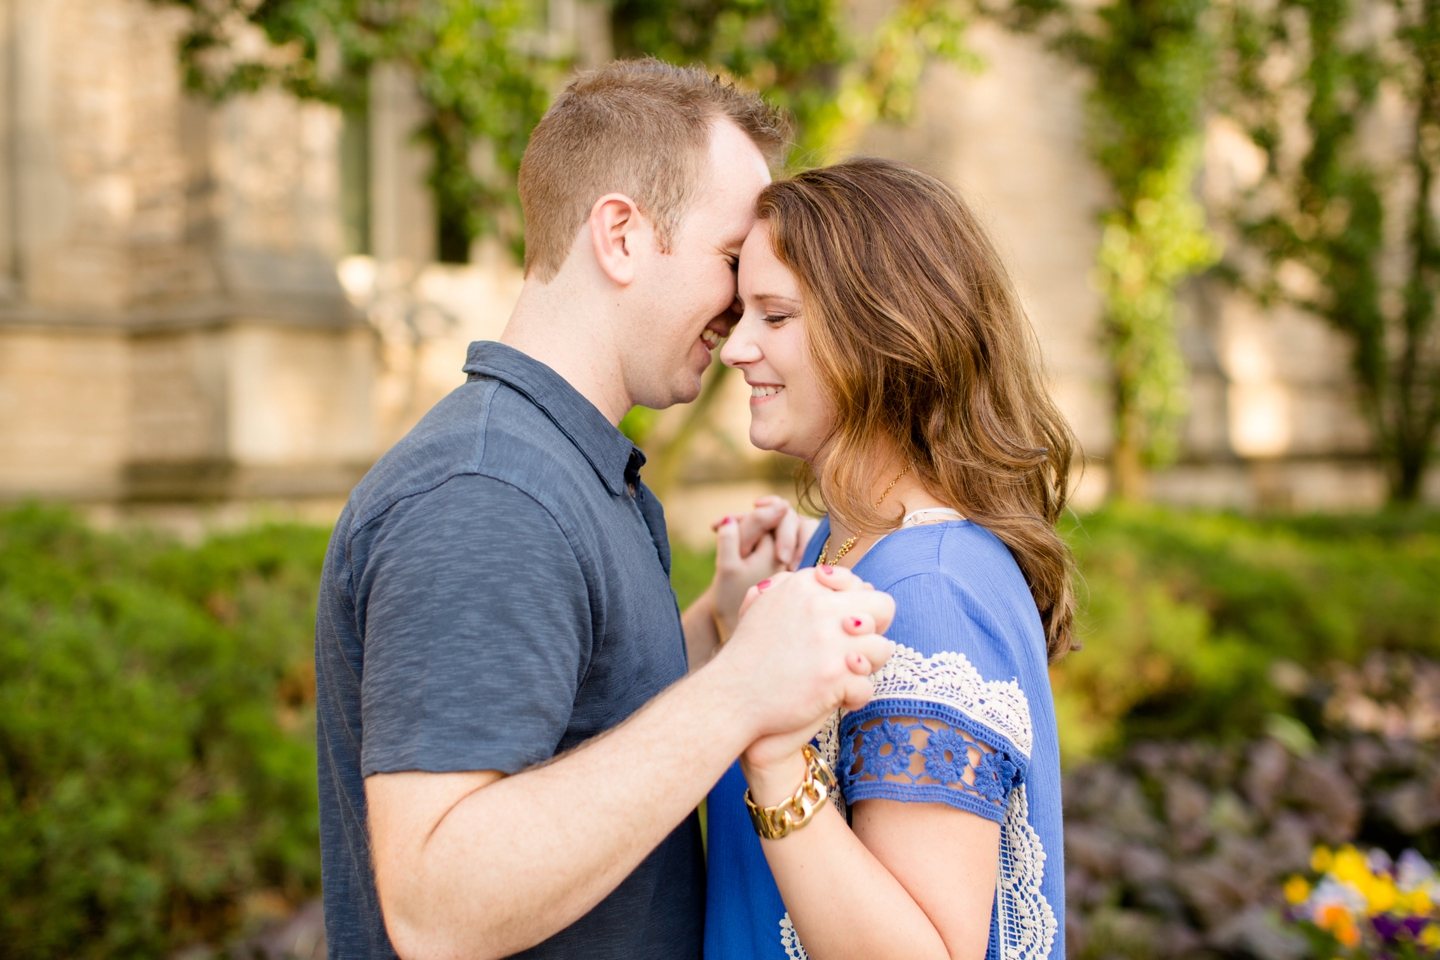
left=997, top=784, right=1057, bottom=960
left=792, top=651, right=1050, bottom=960
left=868, top=644, right=1034, bottom=758
left=780, top=913, right=810, bottom=960
left=814, top=711, right=845, bottom=813
left=775, top=788, right=1056, bottom=960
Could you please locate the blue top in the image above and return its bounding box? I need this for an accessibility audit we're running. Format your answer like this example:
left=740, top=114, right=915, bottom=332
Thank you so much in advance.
left=705, top=517, right=1065, bottom=960
left=315, top=341, right=703, bottom=960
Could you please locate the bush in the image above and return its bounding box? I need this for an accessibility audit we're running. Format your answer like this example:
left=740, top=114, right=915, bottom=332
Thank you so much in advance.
left=1058, top=506, right=1440, bottom=759
left=0, top=505, right=328, bottom=959
left=671, top=505, right=1440, bottom=761
left=1065, top=653, right=1440, bottom=960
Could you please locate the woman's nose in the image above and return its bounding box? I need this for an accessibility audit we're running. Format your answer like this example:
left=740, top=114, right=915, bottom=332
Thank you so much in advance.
left=720, top=322, right=761, bottom=366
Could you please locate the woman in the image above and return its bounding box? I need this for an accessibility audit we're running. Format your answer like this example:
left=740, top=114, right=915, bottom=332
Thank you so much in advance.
left=693, top=158, right=1076, bottom=960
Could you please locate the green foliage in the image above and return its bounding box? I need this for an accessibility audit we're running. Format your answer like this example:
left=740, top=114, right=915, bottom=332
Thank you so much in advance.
left=1074, top=0, right=1222, bottom=491
left=0, top=506, right=327, bottom=958
left=1219, top=0, right=1440, bottom=502
left=1092, top=144, right=1221, bottom=481
left=669, top=537, right=717, bottom=610
left=155, top=0, right=972, bottom=261
left=406, top=0, right=562, bottom=261
left=619, top=405, right=661, bottom=445
left=153, top=0, right=556, bottom=262
left=1057, top=505, right=1440, bottom=759
left=1008, top=0, right=1222, bottom=497
left=615, top=0, right=974, bottom=163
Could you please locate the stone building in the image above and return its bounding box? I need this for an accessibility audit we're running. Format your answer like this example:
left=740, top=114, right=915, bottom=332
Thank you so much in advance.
left=0, top=0, right=1431, bottom=540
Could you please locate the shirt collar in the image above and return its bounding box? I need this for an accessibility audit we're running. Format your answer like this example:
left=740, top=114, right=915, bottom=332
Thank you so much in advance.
left=462, top=341, right=643, bottom=498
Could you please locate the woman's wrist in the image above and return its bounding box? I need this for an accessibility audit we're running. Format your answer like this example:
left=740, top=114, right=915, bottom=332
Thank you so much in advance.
left=705, top=582, right=734, bottom=645
left=740, top=749, right=811, bottom=807
left=707, top=576, right=742, bottom=643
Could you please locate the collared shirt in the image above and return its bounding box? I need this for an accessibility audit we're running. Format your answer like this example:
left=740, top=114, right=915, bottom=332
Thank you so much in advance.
left=315, top=341, right=703, bottom=960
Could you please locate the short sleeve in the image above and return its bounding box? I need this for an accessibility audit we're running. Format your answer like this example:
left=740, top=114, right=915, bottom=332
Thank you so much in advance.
left=838, top=572, right=1033, bottom=823
left=357, top=473, right=592, bottom=777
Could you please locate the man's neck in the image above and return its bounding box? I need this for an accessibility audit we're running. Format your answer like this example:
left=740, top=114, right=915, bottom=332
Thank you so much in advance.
left=500, top=278, right=633, bottom=426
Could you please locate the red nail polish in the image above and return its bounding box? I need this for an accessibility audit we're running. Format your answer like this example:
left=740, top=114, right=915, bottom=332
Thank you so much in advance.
left=721, top=515, right=735, bottom=525
left=851, top=618, right=863, bottom=628
left=820, top=565, right=834, bottom=575
left=756, top=579, right=772, bottom=591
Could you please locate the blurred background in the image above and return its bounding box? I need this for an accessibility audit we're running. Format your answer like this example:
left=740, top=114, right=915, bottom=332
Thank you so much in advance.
left=1, top=0, right=1439, bottom=956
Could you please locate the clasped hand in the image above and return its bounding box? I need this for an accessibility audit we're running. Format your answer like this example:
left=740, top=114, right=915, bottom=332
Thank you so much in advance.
left=706, top=497, right=893, bottom=791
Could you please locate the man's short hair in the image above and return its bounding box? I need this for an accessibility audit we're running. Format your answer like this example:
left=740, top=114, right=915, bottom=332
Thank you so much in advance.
left=517, top=59, right=788, bottom=281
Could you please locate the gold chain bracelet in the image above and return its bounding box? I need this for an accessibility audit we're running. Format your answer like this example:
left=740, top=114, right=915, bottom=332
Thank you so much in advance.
left=744, top=744, right=838, bottom=840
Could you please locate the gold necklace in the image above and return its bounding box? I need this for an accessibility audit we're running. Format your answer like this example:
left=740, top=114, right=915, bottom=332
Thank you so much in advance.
left=816, top=461, right=914, bottom=567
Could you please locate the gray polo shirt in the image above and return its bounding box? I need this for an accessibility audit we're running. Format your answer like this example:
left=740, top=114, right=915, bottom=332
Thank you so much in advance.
left=315, top=341, right=704, bottom=960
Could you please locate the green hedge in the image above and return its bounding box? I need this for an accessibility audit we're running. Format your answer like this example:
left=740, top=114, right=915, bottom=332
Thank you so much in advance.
left=0, top=505, right=328, bottom=958
left=1057, top=506, right=1440, bottom=758
left=4, top=503, right=1439, bottom=953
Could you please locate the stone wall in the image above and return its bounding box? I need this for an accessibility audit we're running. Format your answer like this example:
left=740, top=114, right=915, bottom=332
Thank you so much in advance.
left=0, top=0, right=1433, bottom=538
left=0, top=0, right=375, bottom=520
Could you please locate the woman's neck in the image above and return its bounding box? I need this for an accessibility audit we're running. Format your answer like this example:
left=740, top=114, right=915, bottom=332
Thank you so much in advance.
left=816, top=468, right=954, bottom=570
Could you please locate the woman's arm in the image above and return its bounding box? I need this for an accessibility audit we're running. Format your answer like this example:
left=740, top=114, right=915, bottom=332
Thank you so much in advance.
left=681, top=584, right=723, bottom=668
left=742, top=745, right=1001, bottom=960
left=681, top=498, right=812, bottom=671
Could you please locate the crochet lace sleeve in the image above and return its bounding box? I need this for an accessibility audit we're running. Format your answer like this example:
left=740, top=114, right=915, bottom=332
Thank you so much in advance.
left=838, top=708, right=1023, bottom=823
left=834, top=644, right=1032, bottom=822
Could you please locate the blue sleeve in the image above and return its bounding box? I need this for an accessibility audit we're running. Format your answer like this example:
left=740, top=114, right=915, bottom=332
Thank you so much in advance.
left=356, top=473, right=591, bottom=777
left=838, top=572, right=1034, bottom=823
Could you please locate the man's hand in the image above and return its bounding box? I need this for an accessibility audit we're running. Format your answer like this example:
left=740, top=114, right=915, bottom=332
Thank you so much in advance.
left=710, top=565, right=896, bottom=742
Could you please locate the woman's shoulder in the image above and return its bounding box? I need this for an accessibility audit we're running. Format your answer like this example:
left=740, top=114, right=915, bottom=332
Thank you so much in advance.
left=865, top=520, right=1014, bottom=580
left=857, top=521, right=1049, bottom=684
left=861, top=523, right=1035, bottom=625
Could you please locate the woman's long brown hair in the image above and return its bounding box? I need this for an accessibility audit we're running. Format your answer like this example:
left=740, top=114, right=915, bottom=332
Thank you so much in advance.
left=757, top=157, right=1079, bottom=661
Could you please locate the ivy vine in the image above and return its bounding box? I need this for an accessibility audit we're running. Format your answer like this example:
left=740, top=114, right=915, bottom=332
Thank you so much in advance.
left=156, top=0, right=970, bottom=262
left=1006, top=0, right=1222, bottom=499
left=1220, top=0, right=1440, bottom=502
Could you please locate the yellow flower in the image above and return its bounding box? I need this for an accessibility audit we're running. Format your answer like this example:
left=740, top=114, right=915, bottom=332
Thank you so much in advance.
left=1364, top=876, right=1398, bottom=915
left=1286, top=876, right=1313, bottom=905
left=1420, top=924, right=1440, bottom=949
left=1332, top=847, right=1370, bottom=886
left=1312, top=846, right=1335, bottom=873
left=1407, top=890, right=1433, bottom=915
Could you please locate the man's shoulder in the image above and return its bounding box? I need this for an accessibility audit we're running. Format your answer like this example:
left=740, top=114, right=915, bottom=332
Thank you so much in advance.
left=341, top=376, right=594, bottom=542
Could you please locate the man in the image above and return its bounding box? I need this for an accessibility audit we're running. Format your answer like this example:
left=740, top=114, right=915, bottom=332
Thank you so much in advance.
left=314, top=60, right=895, bottom=960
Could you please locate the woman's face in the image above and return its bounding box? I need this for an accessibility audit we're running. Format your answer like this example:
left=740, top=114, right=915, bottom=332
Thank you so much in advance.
left=721, top=221, right=835, bottom=463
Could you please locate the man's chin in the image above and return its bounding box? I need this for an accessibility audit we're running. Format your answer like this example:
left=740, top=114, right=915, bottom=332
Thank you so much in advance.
left=637, top=377, right=704, bottom=410
left=674, top=377, right=705, bottom=405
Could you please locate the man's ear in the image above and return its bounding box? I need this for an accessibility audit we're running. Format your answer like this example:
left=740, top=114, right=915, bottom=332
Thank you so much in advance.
left=589, top=193, right=645, bottom=287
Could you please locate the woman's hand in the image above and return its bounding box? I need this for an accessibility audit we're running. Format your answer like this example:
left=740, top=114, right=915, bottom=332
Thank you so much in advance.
left=740, top=602, right=881, bottom=795
left=710, top=497, right=813, bottom=640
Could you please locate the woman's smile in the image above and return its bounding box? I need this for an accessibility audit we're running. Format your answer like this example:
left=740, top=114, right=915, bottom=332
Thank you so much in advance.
left=748, top=383, right=784, bottom=403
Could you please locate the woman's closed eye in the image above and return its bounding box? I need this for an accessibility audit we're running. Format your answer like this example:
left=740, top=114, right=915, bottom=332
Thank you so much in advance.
left=763, top=313, right=794, bottom=325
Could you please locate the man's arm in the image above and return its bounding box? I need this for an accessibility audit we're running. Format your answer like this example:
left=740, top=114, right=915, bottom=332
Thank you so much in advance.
left=368, top=567, right=895, bottom=960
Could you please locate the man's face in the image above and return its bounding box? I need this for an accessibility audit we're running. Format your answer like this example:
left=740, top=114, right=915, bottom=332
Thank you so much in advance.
left=623, top=120, right=772, bottom=409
